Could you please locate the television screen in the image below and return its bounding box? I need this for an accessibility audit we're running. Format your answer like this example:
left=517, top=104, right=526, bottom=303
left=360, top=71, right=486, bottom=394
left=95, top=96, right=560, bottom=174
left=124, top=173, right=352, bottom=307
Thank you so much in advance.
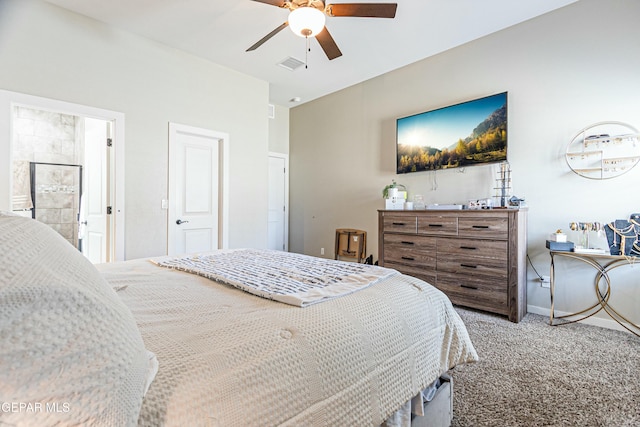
left=396, top=92, right=507, bottom=174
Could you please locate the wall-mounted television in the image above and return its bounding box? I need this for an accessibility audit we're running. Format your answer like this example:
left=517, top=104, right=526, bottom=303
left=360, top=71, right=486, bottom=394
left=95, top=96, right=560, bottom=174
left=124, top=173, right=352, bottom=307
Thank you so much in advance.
left=396, top=92, right=507, bottom=174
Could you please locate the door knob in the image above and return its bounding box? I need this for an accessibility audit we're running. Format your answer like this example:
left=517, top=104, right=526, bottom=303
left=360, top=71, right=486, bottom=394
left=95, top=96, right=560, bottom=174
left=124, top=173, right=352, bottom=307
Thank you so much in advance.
left=176, top=219, right=189, bottom=225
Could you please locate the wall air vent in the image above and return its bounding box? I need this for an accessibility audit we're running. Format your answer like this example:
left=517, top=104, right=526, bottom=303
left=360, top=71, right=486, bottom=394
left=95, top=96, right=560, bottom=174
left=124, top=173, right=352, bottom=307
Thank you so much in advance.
left=277, top=57, right=305, bottom=71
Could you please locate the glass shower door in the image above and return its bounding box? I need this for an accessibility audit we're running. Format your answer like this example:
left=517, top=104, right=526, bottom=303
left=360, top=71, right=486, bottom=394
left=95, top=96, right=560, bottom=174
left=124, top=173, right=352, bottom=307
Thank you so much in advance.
left=30, top=162, right=82, bottom=250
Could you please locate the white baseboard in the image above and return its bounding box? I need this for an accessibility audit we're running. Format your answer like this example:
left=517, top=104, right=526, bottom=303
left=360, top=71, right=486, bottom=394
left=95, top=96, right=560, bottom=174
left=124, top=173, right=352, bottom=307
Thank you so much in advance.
left=526, top=304, right=630, bottom=333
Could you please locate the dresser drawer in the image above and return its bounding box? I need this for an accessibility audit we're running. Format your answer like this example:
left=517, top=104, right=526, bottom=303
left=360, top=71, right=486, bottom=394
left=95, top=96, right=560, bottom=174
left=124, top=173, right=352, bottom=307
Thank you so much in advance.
left=383, top=215, right=417, bottom=234
left=417, top=215, right=458, bottom=236
left=384, top=234, right=436, bottom=269
left=458, top=216, right=508, bottom=239
left=435, top=272, right=509, bottom=314
left=384, top=233, right=436, bottom=249
left=385, top=262, right=437, bottom=285
left=437, top=239, right=507, bottom=262
left=436, top=256, right=508, bottom=279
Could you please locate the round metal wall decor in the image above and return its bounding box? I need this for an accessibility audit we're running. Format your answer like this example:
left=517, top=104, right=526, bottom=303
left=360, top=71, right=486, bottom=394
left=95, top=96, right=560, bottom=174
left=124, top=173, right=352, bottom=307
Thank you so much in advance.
left=566, top=121, right=640, bottom=179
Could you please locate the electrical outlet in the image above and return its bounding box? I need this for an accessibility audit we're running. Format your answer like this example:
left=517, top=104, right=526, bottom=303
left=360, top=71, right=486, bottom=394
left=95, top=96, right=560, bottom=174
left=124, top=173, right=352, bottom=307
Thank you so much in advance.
left=320, top=248, right=324, bottom=255
left=540, top=275, right=550, bottom=288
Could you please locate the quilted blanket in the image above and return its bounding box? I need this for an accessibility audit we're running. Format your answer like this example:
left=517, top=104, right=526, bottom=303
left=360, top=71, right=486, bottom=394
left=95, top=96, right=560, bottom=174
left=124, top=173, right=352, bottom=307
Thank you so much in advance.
left=152, top=249, right=399, bottom=306
left=0, top=213, right=154, bottom=427
left=98, top=253, right=478, bottom=426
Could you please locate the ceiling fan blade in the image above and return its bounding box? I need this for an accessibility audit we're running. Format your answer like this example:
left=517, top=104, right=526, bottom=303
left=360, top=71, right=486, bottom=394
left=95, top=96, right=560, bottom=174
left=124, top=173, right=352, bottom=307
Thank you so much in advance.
left=315, top=27, right=342, bottom=60
left=250, top=0, right=288, bottom=7
left=326, top=3, right=397, bottom=18
left=246, top=22, right=289, bottom=52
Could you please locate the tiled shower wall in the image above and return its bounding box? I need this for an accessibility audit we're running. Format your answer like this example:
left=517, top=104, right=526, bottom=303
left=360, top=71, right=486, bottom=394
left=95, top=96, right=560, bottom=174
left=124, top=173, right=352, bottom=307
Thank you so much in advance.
left=12, top=107, right=83, bottom=247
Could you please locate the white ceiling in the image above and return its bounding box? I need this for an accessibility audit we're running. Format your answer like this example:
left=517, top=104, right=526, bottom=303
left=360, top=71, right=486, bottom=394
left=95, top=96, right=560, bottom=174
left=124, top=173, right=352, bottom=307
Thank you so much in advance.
left=43, top=0, right=577, bottom=106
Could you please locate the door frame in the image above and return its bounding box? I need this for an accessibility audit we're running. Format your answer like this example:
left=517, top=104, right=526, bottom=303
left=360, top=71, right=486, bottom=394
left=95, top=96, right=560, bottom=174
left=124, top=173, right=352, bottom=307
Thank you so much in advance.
left=0, top=90, right=125, bottom=261
left=268, top=151, right=289, bottom=251
left=167, top=122, right=229, bottom=253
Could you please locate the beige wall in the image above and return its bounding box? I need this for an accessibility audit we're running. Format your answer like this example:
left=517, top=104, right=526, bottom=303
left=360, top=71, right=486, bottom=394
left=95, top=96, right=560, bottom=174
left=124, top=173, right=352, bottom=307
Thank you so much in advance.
left=0, top=0, right=270, bottom=259
left=290, top=0, right=640, bottom=327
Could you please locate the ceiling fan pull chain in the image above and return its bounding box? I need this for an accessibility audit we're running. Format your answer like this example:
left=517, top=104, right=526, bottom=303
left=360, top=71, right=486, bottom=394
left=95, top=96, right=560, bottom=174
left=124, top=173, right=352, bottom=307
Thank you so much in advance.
left=305, top=36, right=309, bottom=69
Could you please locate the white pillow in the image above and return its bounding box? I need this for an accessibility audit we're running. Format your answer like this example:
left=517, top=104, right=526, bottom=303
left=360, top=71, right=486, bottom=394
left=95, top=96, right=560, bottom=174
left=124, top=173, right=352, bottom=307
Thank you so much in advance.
left=0, top=212, right=155, bottom=426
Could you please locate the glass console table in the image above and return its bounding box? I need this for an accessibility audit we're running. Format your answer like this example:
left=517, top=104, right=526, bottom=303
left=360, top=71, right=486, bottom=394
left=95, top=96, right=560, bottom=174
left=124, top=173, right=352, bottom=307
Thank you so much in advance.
left=549, top=250, right=639, bottom=336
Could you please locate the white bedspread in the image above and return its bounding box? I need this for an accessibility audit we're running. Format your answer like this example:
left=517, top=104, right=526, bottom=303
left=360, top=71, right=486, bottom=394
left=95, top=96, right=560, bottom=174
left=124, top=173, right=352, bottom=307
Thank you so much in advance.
left=152, top=249, right=399, bottom=307
left=0, top=213, right=154, bottom=427
left=98, top=254, right=478, bottom=426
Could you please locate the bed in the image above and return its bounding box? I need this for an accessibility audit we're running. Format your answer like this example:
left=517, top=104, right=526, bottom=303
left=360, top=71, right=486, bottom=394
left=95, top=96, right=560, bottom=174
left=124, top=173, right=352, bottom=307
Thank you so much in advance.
left=0, top=212, right=477, bottom=426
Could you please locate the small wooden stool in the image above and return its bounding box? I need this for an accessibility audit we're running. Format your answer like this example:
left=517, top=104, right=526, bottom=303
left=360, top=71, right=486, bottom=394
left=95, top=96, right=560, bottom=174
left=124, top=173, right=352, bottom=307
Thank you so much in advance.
left=335, top=228, right=367, bottom=263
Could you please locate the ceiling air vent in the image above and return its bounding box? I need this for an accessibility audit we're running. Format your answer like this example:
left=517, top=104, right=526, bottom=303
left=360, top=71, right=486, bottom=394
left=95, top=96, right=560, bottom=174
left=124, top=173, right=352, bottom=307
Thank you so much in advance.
left=277, top=56, right=305, bottom=71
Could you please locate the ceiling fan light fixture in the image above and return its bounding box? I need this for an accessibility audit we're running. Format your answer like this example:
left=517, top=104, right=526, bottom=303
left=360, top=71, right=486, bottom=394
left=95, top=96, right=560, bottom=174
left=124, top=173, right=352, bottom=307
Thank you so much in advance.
left=288, top=7, right=326, bottom=37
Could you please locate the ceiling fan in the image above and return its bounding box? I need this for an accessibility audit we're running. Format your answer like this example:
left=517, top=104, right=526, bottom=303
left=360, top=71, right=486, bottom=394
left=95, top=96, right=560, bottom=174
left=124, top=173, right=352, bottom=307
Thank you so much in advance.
left=246, top=0, right=398, bottom=60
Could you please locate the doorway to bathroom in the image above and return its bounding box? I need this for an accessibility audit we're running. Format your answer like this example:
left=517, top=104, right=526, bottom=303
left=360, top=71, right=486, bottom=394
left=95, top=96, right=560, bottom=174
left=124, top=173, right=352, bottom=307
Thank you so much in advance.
left=0, top=90, right=125, bottom=262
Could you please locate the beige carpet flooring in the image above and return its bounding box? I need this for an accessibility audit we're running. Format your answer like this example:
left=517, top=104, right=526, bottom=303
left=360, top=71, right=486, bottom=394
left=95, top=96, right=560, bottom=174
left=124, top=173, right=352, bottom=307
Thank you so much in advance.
left=450, top=308, right=640, bottom=427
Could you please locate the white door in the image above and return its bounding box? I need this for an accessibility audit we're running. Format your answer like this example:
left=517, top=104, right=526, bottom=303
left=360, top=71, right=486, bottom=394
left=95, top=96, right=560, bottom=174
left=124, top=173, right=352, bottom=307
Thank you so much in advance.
left=168, top=123, right=229, bottom=256
left=267, top=153, right=288, bottom=251
left=81, top=117, right=110, bottom=263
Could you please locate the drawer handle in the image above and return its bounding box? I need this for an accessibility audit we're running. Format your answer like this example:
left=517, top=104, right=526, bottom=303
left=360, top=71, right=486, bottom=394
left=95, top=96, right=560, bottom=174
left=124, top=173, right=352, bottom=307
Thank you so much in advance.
left=401, top=256, right=415, bottom=261
left=461, top=284, right=478, bottom=290
left=472, top=225, right=490, bottom=229
left=428, top=224, right=443, bottom=227
left=401, top=241, right=415, bottom=245
left=460, top=264, right=477, bottom=269
left=460, top=246, right=477, bottom=250
left=392, top=222, right=406, bottom=226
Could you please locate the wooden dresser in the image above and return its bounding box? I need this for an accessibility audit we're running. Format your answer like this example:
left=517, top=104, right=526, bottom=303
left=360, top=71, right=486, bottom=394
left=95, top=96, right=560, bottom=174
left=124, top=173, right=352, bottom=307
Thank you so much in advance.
left=378, top=209, right=527, bottom=322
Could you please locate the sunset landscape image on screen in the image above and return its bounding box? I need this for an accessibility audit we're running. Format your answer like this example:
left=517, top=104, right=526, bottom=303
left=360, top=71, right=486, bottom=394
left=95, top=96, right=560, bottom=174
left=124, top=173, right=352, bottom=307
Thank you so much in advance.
left=396, top=92, right=507, bottom=173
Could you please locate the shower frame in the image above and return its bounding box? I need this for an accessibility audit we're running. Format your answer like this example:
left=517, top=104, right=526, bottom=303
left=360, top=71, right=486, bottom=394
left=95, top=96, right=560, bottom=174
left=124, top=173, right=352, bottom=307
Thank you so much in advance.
left=29, top=161, right=83, bottom=247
